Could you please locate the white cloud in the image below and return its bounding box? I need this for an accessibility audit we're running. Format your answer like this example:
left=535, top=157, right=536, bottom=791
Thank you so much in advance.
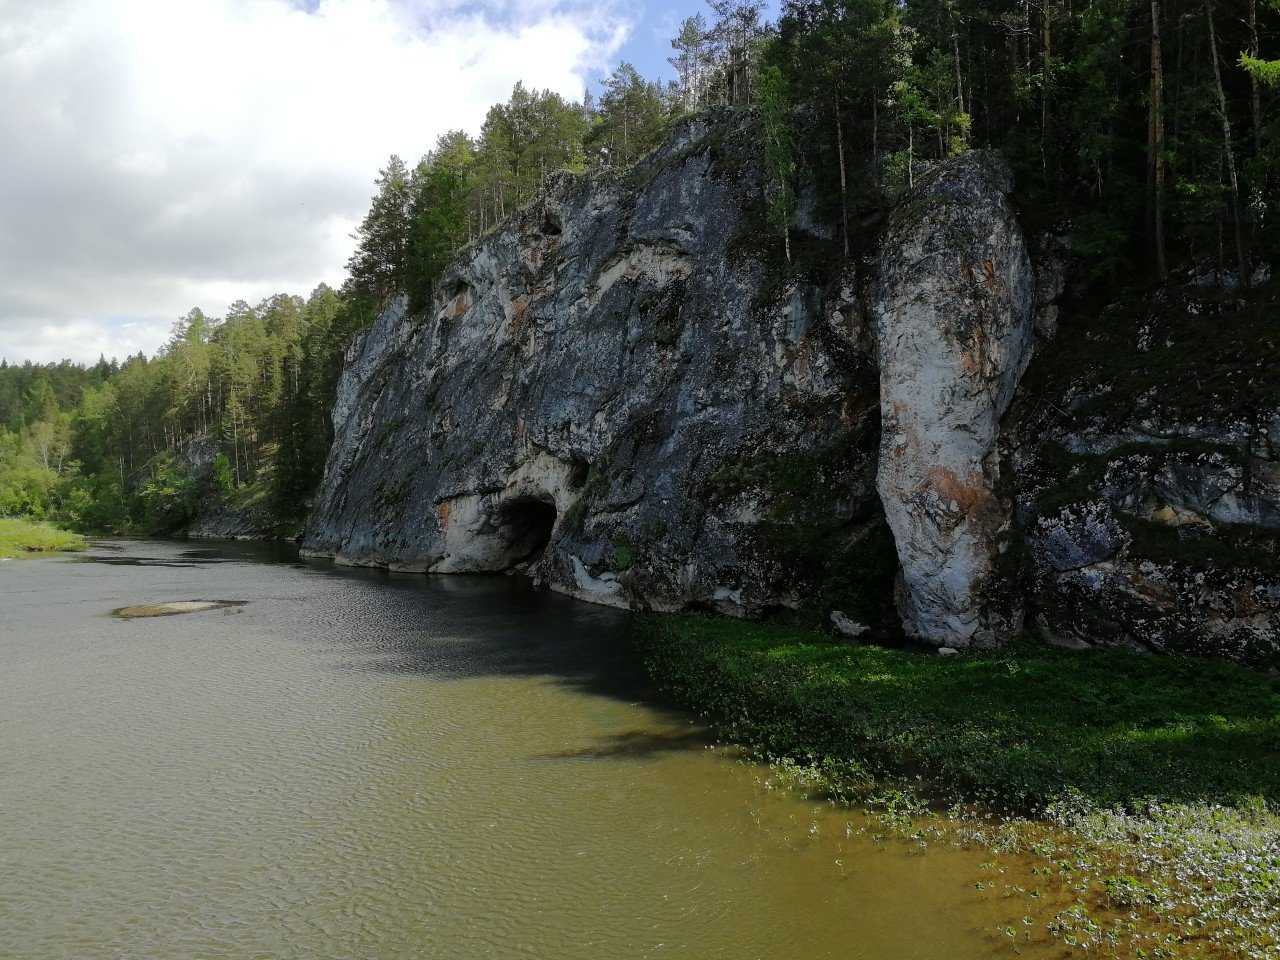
left=0, top=0, right=628, bottom=364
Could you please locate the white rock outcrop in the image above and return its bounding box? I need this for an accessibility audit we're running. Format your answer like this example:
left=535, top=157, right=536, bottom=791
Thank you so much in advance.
left=873, top=152, right=1034, bottom=647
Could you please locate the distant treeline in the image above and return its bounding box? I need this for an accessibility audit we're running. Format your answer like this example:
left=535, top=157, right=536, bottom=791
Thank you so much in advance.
left=0, top=288, right=371, bottom=531
left=3, top=0, right=1276, bottom=533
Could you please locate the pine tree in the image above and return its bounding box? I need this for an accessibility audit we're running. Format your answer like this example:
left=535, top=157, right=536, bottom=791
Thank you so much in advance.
left=758, top=65, right=797, bottom=262
left=346, top=156, right=412, bottom=299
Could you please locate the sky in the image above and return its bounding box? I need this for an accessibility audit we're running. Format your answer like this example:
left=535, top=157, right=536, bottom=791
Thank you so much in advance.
left=0, top=0, right=744, bottom=366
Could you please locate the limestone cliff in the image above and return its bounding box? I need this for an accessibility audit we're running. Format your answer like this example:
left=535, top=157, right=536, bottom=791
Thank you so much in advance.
left=873, top=152, right=1033, bottom=646
left=302, top=111, right=1280, bottom=667
left=1009, top=274, right=1280, bottom=668
left=303, top=114, right=893, bottom=623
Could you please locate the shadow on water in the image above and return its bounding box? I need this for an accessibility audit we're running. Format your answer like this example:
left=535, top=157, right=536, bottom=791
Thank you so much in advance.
left=75, top=540, right=310, bottom=568
left=76, top=556, right=214, bottom=568
left=291, top=555, right=710, bottom=760
left=74, top=540, right=1280, bottom=796
left=533, top=729, right=713, bottom=761
left=323, top=567, right=660, bottom=702
left=80, top=539, right=704, bottom=760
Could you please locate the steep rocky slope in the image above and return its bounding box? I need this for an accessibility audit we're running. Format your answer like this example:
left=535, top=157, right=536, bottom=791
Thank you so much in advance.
left=304, top=114, right=894, bottom=624
left=1009, top=276, right=1280, bottom=667
left=302, top=112, right=1279, bottom=667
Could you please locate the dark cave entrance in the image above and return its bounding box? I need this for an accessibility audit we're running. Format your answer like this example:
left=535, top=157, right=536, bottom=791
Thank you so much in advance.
left=496, top=496, right=557, bottom=567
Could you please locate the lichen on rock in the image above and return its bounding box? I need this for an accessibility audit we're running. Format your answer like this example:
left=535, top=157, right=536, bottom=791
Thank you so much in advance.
left=1009, top=276, right=1280, bottom=667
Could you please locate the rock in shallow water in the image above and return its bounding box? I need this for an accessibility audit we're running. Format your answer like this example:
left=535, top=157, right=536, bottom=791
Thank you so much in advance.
left=113, top=600, right=245, bottom=618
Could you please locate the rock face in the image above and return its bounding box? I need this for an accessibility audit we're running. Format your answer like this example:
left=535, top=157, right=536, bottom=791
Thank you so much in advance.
left=184, top=498, right=288, bottom=541
left=1010, top=278, right=1280, bottom=668
left=171, top=436, right=293, bottom=541
left=303, top=113, right=895, bottom=622
left=300, top=111, right=1279, bottom=668
left=872, top=152, right=1034, bottom=646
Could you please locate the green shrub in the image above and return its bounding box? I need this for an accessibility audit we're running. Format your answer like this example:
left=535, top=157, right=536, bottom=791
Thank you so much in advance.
left=0, top=518, right=85, bottom=558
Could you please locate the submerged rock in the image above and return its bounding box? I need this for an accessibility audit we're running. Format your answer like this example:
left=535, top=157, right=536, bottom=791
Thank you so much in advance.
left=113, top=600, right=245, bottom=618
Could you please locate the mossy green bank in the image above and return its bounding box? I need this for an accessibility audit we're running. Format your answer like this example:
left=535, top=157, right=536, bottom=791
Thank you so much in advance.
left=637, top=614, right=1280, bottom=811
left=637, top=614, right=1280, bottom=957
left=0, top=518, right=85, bottom=559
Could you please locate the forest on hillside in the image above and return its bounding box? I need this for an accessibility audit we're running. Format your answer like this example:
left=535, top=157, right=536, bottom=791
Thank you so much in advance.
left=2, top=0, right=1277, bottom=535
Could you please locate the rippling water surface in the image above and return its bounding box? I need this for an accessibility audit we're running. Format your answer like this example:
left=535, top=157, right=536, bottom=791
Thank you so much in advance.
left=2, top=540, right=1055, bottom=959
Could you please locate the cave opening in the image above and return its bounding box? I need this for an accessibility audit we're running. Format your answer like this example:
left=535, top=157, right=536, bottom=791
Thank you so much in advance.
left=540, top=209, right=563, bottom=236
left=496, top=496, right=557, bottom=567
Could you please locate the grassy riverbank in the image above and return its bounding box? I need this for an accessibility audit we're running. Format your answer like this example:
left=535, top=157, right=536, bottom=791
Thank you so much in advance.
left=0, top=518, right=85, bottom=559
left=637, top=615, right=1280, bottom=958
left=639, top=615, right=1280, bottom=809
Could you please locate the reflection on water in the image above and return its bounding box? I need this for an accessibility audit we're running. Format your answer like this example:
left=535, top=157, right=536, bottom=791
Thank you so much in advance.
left=1, top=539, right=1057, bottom=960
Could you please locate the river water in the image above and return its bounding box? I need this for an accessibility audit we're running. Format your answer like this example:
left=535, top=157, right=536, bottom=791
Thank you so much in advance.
left=1, top=539, right=1057, bottom=959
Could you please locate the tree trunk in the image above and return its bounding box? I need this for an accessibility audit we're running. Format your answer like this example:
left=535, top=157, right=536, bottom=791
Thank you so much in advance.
left=1150, top=0, right=1168, bottom=280
left=834, top=92, right=850, bottom=258
left=1041, top=1, right=1052, bottom=175
left=908, top=126, right=915, bottom=189
left=1249, top=0, right=1262, bottom=153
left=231, top=410, right=240, bottom=487
left=1172, top=12, right=1184, bottom=149
left=872, top=91, right=879, bottom=186
left=1206, top=1, right=1249, bottom=285
left=952, top=28, right=965, bottom=115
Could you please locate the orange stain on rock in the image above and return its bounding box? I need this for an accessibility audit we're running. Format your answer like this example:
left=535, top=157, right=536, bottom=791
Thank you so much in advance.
left=922, top=466, right=996, bottom=518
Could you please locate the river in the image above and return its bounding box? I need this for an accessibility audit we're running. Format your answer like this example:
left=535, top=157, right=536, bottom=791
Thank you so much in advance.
left=1, top=539, right=1057, bottom=959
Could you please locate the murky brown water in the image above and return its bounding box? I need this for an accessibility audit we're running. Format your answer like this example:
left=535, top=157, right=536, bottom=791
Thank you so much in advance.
left=0, top=539, right=1062, bottom=959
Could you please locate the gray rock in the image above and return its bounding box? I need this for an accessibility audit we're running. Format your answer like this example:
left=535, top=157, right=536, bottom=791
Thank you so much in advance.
left=1007, top=271, right=1280, bottom=666
left=1186, top=258, right=1271, bottom=290
left=830, top=610, right=870, bottom=640
left=872, top=151, right=1034, bottom=647
left=302, top=113, right=889, bottom=617
left=184, top=501, right=291, bottom=541
left=1032, top=232, right=1069, bottom=340
left=1030, top=500, right=1129, bottom=573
